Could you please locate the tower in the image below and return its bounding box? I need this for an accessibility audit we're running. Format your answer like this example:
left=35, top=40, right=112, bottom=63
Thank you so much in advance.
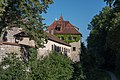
left=46, top=16, right=82, bottom=62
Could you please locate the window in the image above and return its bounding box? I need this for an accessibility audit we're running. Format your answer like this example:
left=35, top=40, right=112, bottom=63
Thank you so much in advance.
left=61, top=37, right=64, bottom=40
left=68, top=36, right=72, bottom=40
left=52, top=45, right=54, bottom=50
left=2, top=31, right=8, bottom=41
left=62, top=47, right=63, bottom=52
left=64, top=48, right=67, bottom=54
left=54, top=45, right=57, bottom=51
left=64, top=53, right=67, bottom=56
left=55, top=26, right=61, bottom=31
left=73, top=47, right=76, bottom=51
left=73, top=37, right=76, bottom=40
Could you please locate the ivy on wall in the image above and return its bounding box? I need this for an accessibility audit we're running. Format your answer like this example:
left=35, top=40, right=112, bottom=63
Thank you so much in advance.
left=55, top=34, right=81, bottom=43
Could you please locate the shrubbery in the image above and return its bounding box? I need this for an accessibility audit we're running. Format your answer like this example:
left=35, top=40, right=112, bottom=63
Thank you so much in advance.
left=0, top=49, right=85, bottom=80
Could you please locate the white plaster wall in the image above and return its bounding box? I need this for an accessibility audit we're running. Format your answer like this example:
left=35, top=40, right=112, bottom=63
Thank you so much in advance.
left=37, top=40, right=71, bottom=58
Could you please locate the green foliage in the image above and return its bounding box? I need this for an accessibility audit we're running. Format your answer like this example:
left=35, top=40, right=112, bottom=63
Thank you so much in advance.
left=104, top=0, right=120, bottom=10
left=0, top=0, right=8, bottom=16
left=0, top=0, right=53, bottom=48
left=87, top=6, right=113, bottom=70
left=55, top=34, right=81, bottom=43
left=30, top=52, right=73, bottom=80
left=70, top=62, right=85, bottom=80
left=0, top=53, right=29, bottom=80
left=86, top=0, right=120, bottom=79
left=0, top=50, right=75, bottom=80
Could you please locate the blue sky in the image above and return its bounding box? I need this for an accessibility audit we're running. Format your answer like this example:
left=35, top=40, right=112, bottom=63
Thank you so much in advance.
left=42, top=0, right=106, bottom=45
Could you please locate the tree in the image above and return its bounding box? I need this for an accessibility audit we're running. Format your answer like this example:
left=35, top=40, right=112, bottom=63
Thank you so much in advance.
left=0, top=50, right=74, bottom=80
left=30, top=51, right=73, bottom=80
left=70, top=62, right=85, bottom=80
left=0, top=0, right=53, bottom=47
left=87, top=6, right=114, bottom=69
left=104, top=0, right=120, bottom=10
left=87, top=0, right=120, bottom=78
left=104, top=0, right=120, bottom=75
left=0, top=0, right=8, bottom=16
left=0, top=53, right=30, bottom=80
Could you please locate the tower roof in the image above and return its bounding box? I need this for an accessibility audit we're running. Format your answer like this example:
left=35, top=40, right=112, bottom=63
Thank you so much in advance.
left=59, top=15, right=64, bottom=21
left=47, top=16, right=81, bottom=35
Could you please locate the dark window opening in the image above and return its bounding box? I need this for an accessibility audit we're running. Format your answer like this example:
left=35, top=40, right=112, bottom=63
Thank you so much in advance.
left=64, top=53, right=67, bottom=56
left=73, top=47, right=76, bottom=51
left=62, top=47, right=63, bottom=52
left=54, top=45, right=61, bottom=52
left=68, top=36, right=72, bottom=40
left=2, top=31, right=8, bottom=41
left=52, top=45, right=54, bottom=50
left=54, top=45, right=57, bottom=51
left=73, top=37, right=77, bottom=41
left=64, top=48, right=67, bottom=54
left=55, top=26, right=61, bottom=31
left=61, top=37, right=64, bottom=40
left=16, top=37, right=23, bottom=41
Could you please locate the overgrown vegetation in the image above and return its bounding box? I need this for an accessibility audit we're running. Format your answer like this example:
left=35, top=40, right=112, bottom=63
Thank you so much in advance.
left=0, top=0, right=120, bottom=80
left=55, top=34, right=81, bottom=43
left=81, top=0, right=120, bottom=80
left=0, top=0, right=53, bottom=47
left=0, top=49, right=85, bottom=80
left=0, top=0, right=85, bottom=80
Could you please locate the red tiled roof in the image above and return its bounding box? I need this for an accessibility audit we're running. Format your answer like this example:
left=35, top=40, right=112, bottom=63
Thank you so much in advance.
left=46, top=16, right=81, bottom=35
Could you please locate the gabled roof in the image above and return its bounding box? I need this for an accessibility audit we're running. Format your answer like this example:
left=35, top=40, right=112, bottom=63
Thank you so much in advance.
left=14, top=32, right=29, bottom=37
left=14, top=31, right=71, bottom=47
left=46, top=16, right=81, bottom=35
left=47, top=33, right=71, bottom=47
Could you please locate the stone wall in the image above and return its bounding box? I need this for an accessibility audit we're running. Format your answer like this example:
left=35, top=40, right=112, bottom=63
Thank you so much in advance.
left=1, top=27, right=22, bottom=42
left=70, top=40, right=81, bottom=62
left=0, top=43, right=21, bottom=62
left=16, top=37, right=35, bottom=47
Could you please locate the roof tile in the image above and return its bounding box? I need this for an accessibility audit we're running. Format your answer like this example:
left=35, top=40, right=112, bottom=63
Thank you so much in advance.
left=47, top=16, right=81, bottom=35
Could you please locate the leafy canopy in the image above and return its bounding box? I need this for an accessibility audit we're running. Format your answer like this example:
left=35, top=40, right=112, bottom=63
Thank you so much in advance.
left=0, top=0, right=53, bottom=48
left=0, top=50, right=74, bottom=80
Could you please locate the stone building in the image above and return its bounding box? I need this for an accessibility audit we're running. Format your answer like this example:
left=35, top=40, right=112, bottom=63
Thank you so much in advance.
left=46, top=16, right=82, bottom=62
left=0, top=27, right=72, bottom=61
left=37, top=33, right=71, bottom=58
left=0, top=27, right=34, bottom=62
left=0, top=16, right=82, bottom=62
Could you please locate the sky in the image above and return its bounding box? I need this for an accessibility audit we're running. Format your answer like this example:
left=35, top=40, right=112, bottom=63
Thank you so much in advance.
left=42, top=0, right=106, bottom=45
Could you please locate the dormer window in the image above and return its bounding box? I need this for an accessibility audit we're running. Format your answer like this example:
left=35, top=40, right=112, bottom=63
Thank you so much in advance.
left=55, top=26, right=61, bottom=31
